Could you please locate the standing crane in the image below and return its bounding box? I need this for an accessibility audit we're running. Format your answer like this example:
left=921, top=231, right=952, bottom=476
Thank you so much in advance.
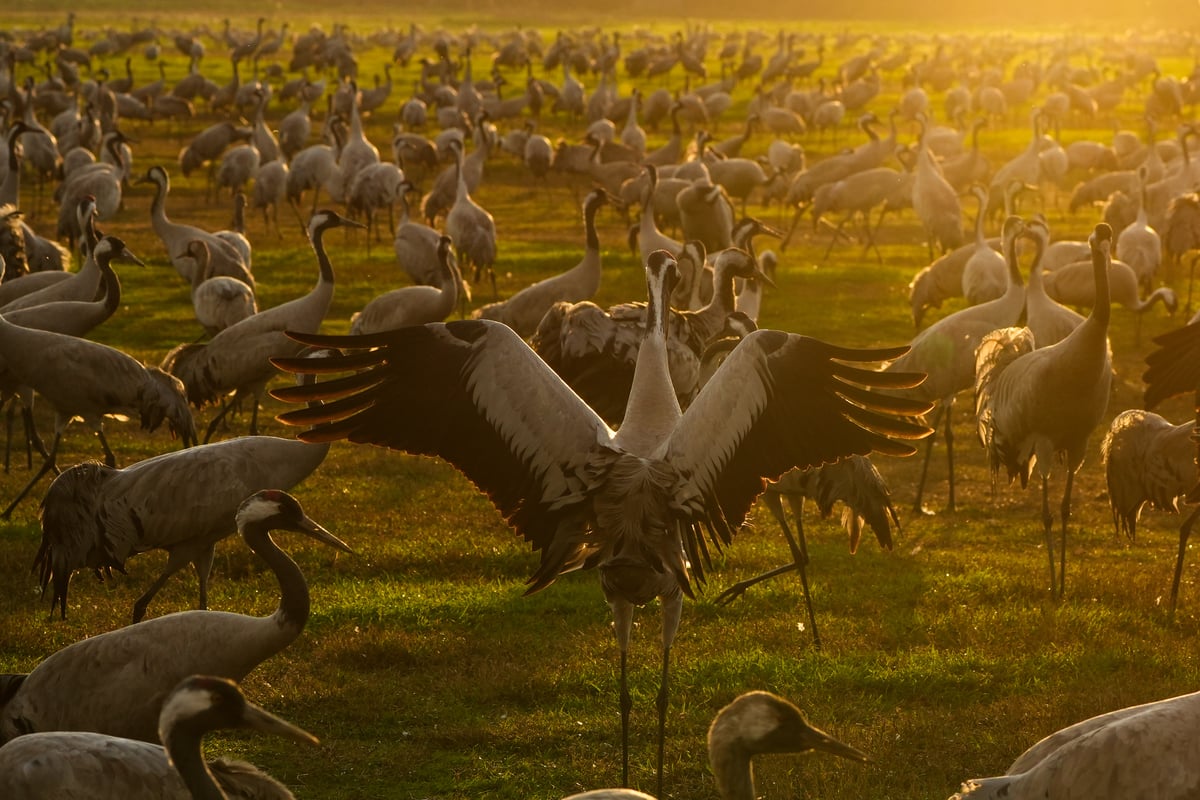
left=951, top=689, right=1200, bottom=800
left=272, top=250, right=930, bottom=795
left=0, top=674, right=316, bottom=799
left=2, top=490, right=350, bottom=743
left=162, top=210, right=360, bottom=443
left=562, top=691, right=867, bottom=800
left=974, top=224, right=1114, bottom=600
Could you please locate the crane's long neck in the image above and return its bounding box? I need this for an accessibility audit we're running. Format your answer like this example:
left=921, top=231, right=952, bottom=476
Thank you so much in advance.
left=709, top=741, right=757, bottom=800
left=150, top=173, right=172, bottom=232
left=1089, top=245, right=1111, bottom=330
left=311, top=225, right=336, bottom=287
left=584, top=195, right=601, bottom=254
left=243, top=525, right=310, bottom=629
left=97, top=252, right=121, bottom=315
left=613, top=278, right=680, bottom=454
left=166, top=727, right=226, bottom=800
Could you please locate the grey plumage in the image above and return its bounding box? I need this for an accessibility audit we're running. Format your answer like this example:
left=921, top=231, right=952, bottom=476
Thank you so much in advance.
left=0, top=674, right=317, bottom=799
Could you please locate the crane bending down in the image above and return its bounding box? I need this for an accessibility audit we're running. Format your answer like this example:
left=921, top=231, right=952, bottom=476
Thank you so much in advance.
left=974, top=224, right=1114, bottom=600
left=951, top=689, right=1200, bottom=799
left=36, top=433, right=329, bottom=621
left=1142, top=315, right=1200, bottom=617
left=0, top=674, right=317, bottom=799
left=1101, top=409, right=1196, bottom=615
left=271, top=251, right=932, bottom=794
left=2, top=490, right=350, bottom=744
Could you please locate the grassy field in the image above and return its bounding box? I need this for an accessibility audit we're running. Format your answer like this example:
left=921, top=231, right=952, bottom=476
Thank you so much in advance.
left=2, top=12, right=1200, bottom=800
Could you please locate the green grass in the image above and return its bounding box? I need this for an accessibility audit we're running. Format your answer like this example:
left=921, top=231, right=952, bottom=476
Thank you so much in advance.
left=2, top=12, right=1200, bottom=800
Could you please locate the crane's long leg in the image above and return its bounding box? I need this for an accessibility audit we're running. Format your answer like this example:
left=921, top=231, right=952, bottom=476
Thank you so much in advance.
left=912, top=403, right=946, bottom=514
left=655, top=588, right=682, bottom=800
left=1041, top=475, right=1056, bottom=599
left=2, top=430, right=61, bottom=520
left=610, top=598, right=635, bottom=789
left=1170, top=507, right=1199, bottom=619
left=194, top=543, right=216, bottom=611
left=204, top=396, right=236, bottom=443
left=1059, top=469, right=1074, bottom=600
left=944, top=398, right=957, bottom=512
left=132, top=543, right=208, bottom=623
left=781, top=492, right=821, bottom=649
left=714, top=563, right=798, bottom=603
left=96, top=426, right=116, bottom=468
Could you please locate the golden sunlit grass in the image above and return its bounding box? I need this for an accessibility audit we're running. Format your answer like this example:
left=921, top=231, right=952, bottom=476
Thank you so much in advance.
left=1, top=11, right=1199, bottom=800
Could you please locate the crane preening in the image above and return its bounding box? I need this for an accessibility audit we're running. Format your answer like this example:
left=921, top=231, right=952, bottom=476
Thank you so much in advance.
left=271, top=250, right=931, bottom=794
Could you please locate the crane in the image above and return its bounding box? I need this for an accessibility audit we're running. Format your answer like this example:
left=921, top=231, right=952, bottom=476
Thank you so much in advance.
left=1143, top=315, right=1200, bottom=617
left=974, top=224, right=1114, bottom=599
left=951, top=689, right=1200, bottom=799
left=0, top=674, right=316, bottom=799
left=272, top=250, right=930, bottom=794
left=3, top=490, right=350, bottom=743
left=36, top=432, right=329, bottom=621
left=563, top=691, right=867, bottom=800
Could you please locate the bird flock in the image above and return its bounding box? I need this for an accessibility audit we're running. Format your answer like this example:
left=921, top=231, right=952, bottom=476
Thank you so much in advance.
left=0, top=12, right=1199, bottom=800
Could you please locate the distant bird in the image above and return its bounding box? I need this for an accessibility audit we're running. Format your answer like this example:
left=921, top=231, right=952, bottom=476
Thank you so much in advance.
left=0, top=674, right=316, bottom=799
left=393, top=180, right=442, bottom=285
left=1022, top=217, right=1085, bottom=349
left=162, top=210, right=359, bottom=443
left=140, top=165, right=253, bottom=288
left=188, top=240, right=257, bottom=336
left=888, top=216, right=1026, bottom=512
left=912, top=125, right=963, bottom=260
left=562, top=690, right=868, bottom=800
left=444, top=138, right=498, bottom=298
left=1116, top=168, right=1162, bottom=288
left=950, top=689, right=1200, bottom=800
left=716, top=454, right=899, bottom=650
left=1162, top=192, right=1200, bottom=312
left=472, top=189, right=608, bottom=338
left=974, top=224, right=1114, bottom=599
left=272, top=250, right=929, bottom=794
left=2, top=490, right=350, bottom=743
left=960, top=185, right=1006, bottom=305
left=351, top=235, right=464, bottom=335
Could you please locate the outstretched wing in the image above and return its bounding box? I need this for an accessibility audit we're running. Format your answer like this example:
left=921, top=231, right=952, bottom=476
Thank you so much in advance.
left=667, top=329, right=931, bottom=530
left=272, top=320, right=614, bottom=554
left=1144, top=319, right=1200, bottom=409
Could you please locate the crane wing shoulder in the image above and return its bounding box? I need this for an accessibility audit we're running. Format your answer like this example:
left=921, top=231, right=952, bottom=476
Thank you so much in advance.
left=668, top=329, right=931, bottom=529
left=272, top=320, right=613, bottom=549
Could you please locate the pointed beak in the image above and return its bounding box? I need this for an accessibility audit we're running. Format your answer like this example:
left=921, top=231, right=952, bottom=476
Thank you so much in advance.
left=119, top=247, right=146, bottom=267
left=292, top=514, right=355, bottom=555
left=752, top=263, right=777, bottom=289
left=806, top=725, right=870, bottom=763
left=239, top=699, right=320, bottom=746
